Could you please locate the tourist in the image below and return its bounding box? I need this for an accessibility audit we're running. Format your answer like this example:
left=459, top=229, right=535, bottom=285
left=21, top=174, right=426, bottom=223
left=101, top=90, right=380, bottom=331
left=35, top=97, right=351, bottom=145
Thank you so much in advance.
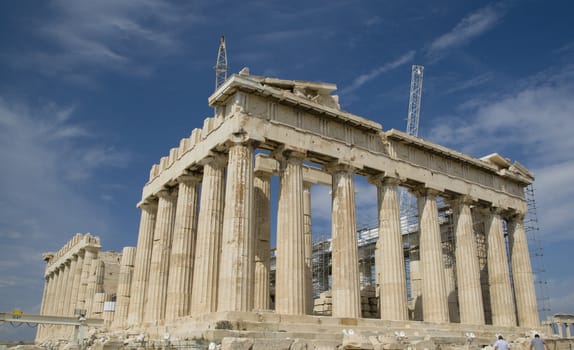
left=530, top=334, right=546, bottom=350
left=494, top=335, right=509, bottom=350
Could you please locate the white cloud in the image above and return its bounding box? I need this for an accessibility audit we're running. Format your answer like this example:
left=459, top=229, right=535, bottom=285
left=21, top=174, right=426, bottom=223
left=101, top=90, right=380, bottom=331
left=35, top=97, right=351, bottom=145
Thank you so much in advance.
left=0, top=97, right=130, bottom=339
left=428, top=67, right=574, bottom=241
left=6, top=0, right=194, bottom=79
left=428, top=4, right=505, bottom=55
left=341, top=51, right=415, bottom=95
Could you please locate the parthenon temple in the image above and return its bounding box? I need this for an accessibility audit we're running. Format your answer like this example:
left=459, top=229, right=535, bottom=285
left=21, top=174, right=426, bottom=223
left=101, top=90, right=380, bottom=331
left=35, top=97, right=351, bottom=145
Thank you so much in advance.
left=35, top=70, right=563, bottom=349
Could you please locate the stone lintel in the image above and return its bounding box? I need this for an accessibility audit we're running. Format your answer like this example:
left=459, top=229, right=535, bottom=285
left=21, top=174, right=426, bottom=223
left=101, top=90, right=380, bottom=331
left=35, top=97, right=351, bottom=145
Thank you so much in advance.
left=44, top=234, right=101, bottom=277
left=254, top=154, right=331, bottom=186
left=208, top=74, right=382, bottom=132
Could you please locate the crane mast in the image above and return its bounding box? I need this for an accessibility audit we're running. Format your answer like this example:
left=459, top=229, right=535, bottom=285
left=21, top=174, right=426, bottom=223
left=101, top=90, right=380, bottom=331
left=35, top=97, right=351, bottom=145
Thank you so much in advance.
left=401, top=65, right=424, bottom=235
left=215, top=35, right=228, bottom=89
left=406, top=65, right=424, bottom=137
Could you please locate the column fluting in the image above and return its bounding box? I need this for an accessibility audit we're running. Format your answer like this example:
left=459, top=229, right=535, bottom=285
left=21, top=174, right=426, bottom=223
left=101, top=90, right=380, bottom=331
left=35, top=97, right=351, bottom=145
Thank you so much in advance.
left=253, top=171, right=271, bottom=310
left=166, top=175, right=201, bottom=320
left=145, top=188, right=177, bottom=324
left=275, top=151, right=306, bottom=315
left=330, top=164, right=361, bottom=318
left=127, top=201, right=158, bottom=326
left=451, top=196, right=485, bottom=325
left=417, top=188, right=449, bottom=323
left=218, top=141, right=255, bottom=312
left=507, top=212, right=539, bottom=327
left=191, top=154, right=227, bottom=313
left=485, top=207, right=517, bottom=326
left=372, top=175, right=408, bottom=321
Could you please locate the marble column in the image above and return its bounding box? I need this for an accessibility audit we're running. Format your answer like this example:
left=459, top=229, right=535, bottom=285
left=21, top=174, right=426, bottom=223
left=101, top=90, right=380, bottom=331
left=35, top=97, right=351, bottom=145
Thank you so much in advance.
left=88, top=260, right=105, bottom=317
left=166, top=175, right=201, bottom=320
left=417, top=188, right=449, bottom=323
left=113, top=246, right=136, bottom=328
left=218, top=140, right=255, bottom=312
left=303, top=182, right=314, bottom=314
left=57, top=263, right=70, bottom=315
left=253, top=171, right=271, bottom=310
left=63, top=257, right=78, bottom=316
left=507, top=212, right=539, bottom=327
left=566, top=324, right=572, bottom=338
left=485, top=207, right=516, bottom=326
left=45, top=272, right=57, bottom=316
left=77, top=247, right=97, bottom=311
left=145, top=188, right=178, bottom=323
left=191, top=154, right=227, bottom=313
left=330, top=164, right=361, bottom=318
left=69, top=251, right=85, bottom=314
left=127, top=200, right=158, bottom=326
left=451, top=196, right=485, bottom=325
left=372, top=175, right=408, bottom=321
left=275, top=151, right=306, bottom=315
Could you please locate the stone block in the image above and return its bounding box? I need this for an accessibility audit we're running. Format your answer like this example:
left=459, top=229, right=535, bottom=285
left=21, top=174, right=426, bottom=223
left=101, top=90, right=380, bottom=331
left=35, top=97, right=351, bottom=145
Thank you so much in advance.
left=221, top=337, right=254, bottom=350
left=251, top=338, right=292, bottom=350
left=290, top=339, right=310, bottom=350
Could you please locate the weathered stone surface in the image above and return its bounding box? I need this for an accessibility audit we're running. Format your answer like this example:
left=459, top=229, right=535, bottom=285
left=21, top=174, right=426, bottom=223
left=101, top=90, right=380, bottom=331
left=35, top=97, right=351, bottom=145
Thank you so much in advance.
left=221, top=337, right=254, bottom=350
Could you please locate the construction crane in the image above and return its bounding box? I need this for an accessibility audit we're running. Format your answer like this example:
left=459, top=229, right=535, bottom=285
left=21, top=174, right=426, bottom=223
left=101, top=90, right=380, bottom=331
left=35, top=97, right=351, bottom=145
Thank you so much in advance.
left=400, top=65, right=425, bottom=236
left=406, top=65, right=424, bottom=137
left=215, top=35, right=228, bottom=89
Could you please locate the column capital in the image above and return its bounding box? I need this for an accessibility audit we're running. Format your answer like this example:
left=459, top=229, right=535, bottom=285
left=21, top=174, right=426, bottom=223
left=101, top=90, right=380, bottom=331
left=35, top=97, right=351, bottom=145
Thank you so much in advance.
left=506, top=209, right=526, bottom=222
left=156, top=188, right=178, bottom=200
left=324, top=162, right=354, bottom=175
left=200, top=151, right=228, bottom=168
left=448, top=194, right=475, bottom=207
left=177, top=173, right=201, bottom=186
left=368, top=173, right=402, bottom=187
left=273, top=145, right=306, bottom=162
left=412, top=186, right=441, bottom=198
left=137, top=198, right=158, bottom=211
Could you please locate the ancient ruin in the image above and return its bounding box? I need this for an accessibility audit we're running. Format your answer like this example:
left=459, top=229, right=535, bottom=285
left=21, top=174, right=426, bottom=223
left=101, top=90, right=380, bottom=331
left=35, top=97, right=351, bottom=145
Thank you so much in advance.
left=33, top=70, right=570, bottom=349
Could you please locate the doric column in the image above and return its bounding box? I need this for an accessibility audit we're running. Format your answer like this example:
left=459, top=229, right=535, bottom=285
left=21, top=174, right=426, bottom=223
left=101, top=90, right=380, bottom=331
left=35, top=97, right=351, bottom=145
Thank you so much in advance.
left=303, top=182, right=314, bottom=314
left=275, top=150, right=306, bottom=315
left=69, top=251, right=85, bottom=314
left=451, top=196, right=485, bottom=325
left=36, top=274, right=50, bottom=340
left=507, top=212, right=539, bottom=327
left=89, top=260, right=105, bottom=317
left=253, top=170, right=271, bottom=310
left=63, top=257, right=78, bottom=316
left=371, top=175, right=408, bottom=321
left=417, top=188, right=449, bottom=323
left=45, top=271, right=57, bottom=316
left=57, top=263, right=70, bottom=315
left=165, top=174, right=201, bottom=320
left=330, top=164, right=361, bottom=318
left=127, top=200, right=158, bottom=326
left=218, top=140, right=255, bottom=312
left=191, top=154, right=226, bottom=313
left=145, top=188, right=177, bottom=324
left=485, top=207, right=516, bottom=326
left=77, top=247, right=98, bottom=311
left=113, top=246, right=136, bottom=328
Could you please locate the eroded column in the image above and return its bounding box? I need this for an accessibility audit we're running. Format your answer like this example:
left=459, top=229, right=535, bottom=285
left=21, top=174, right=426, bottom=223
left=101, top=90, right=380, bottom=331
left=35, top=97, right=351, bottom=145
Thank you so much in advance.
left=275, top=150, right=306, bottom=315
left=145, top=188, right=177, bottom=323
left=507, top=212, right=539, bottom=327
left=77, top=247, right=97, bottom=311
left=451, top=196, right=485, bottom=325
left=330, top=164, right=361, bottom=318
left=191, top=154, right=226, bottom=313
left=218, top=140, right=255, bottom=312
left=112, top=246, right=136, bottom=328
left=417, top=188, right=449, bottom=323
left=372, top=175, right=408, bottom=321
left=166, top=174, right=201, bottom=320
left=485, top=207, right=516, bottom=326
left=253, top=171, right=271, bottom=310
left=127, top=200, right=158, bottom=326
left=69, top=251, right=84, bottom=314
left=303, top=182, right=314, bottom=314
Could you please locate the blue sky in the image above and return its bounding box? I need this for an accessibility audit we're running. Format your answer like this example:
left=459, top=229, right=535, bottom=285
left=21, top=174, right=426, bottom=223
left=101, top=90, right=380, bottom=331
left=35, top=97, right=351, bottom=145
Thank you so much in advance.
left=1, top=0, right=573, bottom=341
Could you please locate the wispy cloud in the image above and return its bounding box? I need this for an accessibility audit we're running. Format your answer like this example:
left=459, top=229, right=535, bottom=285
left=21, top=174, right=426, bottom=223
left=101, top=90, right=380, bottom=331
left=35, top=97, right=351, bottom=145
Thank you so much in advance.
left=442, top=73, right=493, bottom=95
left=0, top=97, right=130, bottom=338
left=5, top=0, right=194, bottom=80
left=341, top=51, right=415, bottom=95
left=427, top=66, right=574, bottom=241
left=428, top=4, right=506, bottom=55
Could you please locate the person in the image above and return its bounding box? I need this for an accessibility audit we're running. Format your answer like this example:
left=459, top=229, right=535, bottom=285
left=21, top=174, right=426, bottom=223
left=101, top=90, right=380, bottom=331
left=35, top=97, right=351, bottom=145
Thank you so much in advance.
left=530, top=334, right=546, bottom=350
left=494, top=335, right=509, bottom=350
